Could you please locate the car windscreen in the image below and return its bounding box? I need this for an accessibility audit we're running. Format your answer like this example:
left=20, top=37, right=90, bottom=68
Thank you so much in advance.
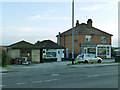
left=89, top=54, right=95, bottom=57
left=76, top=55, right=83, bottom=59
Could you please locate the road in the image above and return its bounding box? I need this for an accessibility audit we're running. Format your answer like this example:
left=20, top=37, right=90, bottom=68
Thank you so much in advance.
left=1, top=61, right=119, bottom=88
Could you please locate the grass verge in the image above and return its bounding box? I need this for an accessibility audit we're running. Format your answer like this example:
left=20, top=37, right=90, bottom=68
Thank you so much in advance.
left=0, top=66, right=12, bottom=69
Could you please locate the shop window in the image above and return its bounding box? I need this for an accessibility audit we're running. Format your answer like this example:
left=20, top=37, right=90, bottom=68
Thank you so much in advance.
left=101, top=36, right=106, bottom=43
left=46, top=52, right=56, bottom=57
left=88, top=48, right=96, bottom=54
left=85, top=35, right=92, bottom=42
left=98, top=48, right=106, bottom=55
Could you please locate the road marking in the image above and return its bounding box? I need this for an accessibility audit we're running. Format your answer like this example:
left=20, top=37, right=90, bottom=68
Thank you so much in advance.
left=88, top=75, right=101, bottom=77
left=51, top=74, right=59, bottom=76
left=16, top=82, right=28, bottom=85
left=0, top=85, right=6, bottom=87
left=16, top=79, right=59, bottom=85
left=44, top=79, right=58, bottom=82
left=0, top=73, right=6, bottom=75
left=50, top=79, right=58, bottom=81
left=44, top=80, right=53, bottom=82
left=32, top=81, right=43, bottom=83
left=88, top=73, right=115, bottom=77
left=32, top=79, right=59, bottom=84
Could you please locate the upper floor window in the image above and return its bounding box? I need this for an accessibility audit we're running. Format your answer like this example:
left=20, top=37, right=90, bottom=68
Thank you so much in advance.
left=85, top=35, right=92, bottom=42
left=101, top=36, right=106, bottom=43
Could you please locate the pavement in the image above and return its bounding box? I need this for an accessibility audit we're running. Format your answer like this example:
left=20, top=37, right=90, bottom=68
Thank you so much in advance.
left=0, top=68, right=7, bottom=73
left=0, top=58, right=118, bottom=73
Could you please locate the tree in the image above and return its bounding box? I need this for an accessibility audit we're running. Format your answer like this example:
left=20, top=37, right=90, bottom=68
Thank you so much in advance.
left=111, top=47, right=116, bottom=57
left=2, top=49, right=9, bottom=66
left=0, top=48, right=2, bottom=66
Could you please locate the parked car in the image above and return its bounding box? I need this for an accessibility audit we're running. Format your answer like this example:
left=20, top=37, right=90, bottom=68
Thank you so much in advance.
left=75, top=54, right=102, bottom=63
left=14, top=57, right=31, bottom=65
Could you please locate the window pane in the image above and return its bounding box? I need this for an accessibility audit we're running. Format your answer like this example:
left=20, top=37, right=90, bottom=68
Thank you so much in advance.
left=101, top=36, right=106, bottom=43
left=88, top=48, right=96, bottom=54
left=86, top=35, right=92, bottom=42
left=52, top=52, right=56, bottom=57
left=46, top=52, right=56, bottom=57
left=46, top=52, right=52, bottom=57
left=98, top=48, right=106, bottom=55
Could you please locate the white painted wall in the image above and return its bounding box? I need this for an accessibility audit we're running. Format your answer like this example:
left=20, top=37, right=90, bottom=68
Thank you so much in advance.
left=43, top=49, right=64, bottom=61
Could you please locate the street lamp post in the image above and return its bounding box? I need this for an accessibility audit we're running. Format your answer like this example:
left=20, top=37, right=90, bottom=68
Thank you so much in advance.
left=72, top=0, right=74, bottom=64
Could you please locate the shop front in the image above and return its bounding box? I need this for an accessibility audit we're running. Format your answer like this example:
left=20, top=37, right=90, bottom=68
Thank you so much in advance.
left=80, top=44, right=111, bottom=58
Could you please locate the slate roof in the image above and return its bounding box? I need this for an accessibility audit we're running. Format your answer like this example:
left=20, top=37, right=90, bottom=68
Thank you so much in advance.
left=56, top=23, right=113, bottom=37
left=35, top=40, right=65, bottom=49
left=7, top=40, right=39, bottom=49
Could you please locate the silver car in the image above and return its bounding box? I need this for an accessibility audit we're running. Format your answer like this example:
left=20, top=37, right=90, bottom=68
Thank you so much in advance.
left=76, top=54, right=102, bottom=63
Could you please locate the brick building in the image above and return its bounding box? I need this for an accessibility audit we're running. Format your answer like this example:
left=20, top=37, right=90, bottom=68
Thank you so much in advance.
left=56, top=19, right=113, bottom=58
left=7, top=40, right=65, bottom=63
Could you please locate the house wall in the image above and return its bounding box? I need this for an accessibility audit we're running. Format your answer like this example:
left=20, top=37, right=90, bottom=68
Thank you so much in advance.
left=7, top=49, right=20, bottom=58
left=57, top=34, right=111, bottom=57
left=32, top=50, right=40, bottom=63
left=56, top=49, right=64, bottom=58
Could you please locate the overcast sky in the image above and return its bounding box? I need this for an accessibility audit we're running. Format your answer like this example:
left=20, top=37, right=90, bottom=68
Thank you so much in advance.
left=1, top=0, right=119, bottom=47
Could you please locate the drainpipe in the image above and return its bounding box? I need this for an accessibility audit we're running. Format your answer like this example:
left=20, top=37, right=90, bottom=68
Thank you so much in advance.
left=58, top=32, right=61, bottom=45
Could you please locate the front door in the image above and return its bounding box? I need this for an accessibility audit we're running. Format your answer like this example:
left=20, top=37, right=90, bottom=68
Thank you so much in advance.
left=106, top=47, right=110, bottom=58
left=57, top=50, right=62, bottom=61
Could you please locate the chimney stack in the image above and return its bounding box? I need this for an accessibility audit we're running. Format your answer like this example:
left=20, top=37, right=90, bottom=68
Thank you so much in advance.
left=76, top=20, right=79, bottom=27
left=87, top=19, right=92, bottom=27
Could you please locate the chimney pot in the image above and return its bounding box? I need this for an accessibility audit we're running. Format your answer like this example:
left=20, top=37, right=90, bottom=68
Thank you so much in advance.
left=76, top=20, right=79, bottom=27
left=87, top=19, right=93, bottom=27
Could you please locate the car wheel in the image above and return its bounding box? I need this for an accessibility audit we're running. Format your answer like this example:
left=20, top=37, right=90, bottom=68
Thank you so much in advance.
left=98, top=60, right=101, bottom=63
left=84, top=60, right=88, bottom=63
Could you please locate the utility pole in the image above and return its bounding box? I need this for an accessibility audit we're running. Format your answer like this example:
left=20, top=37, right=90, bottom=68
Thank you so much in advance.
left=72, top=0, right=74, bottom=64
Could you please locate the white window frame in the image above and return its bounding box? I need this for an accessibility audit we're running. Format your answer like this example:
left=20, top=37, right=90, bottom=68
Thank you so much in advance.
left=85, top=35, right=92, bottom=42
left=101, top=36, right=106, bottom=43
left=46, top=52, right=57, bottom=58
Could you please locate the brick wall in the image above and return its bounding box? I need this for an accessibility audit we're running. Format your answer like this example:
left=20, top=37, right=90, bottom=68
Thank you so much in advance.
left=57, top=34, right=111, bottom=57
